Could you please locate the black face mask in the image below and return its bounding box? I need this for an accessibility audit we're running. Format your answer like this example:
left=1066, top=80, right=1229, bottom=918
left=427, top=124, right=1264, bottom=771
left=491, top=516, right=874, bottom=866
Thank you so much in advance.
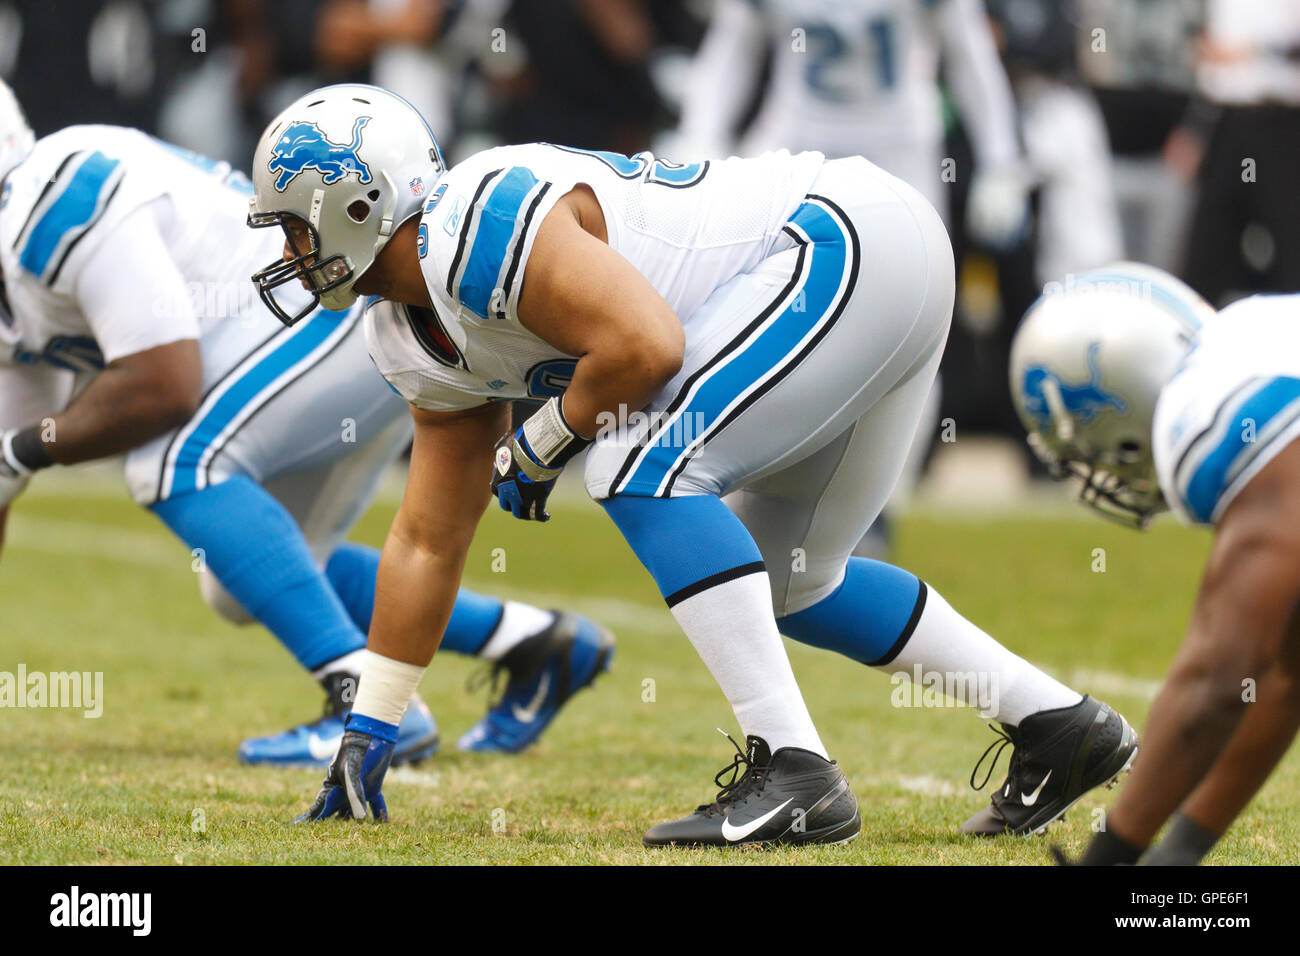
left=247, top=210, right=353, bottom=327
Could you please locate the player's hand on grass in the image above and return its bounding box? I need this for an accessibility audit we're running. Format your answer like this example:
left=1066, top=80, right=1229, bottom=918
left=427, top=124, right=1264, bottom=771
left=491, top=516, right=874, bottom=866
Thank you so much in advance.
left=295, top=728, right=394, bottom=823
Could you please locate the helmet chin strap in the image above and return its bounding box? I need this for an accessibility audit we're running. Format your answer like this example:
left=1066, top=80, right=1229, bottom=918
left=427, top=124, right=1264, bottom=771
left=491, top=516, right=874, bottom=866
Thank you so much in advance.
left=1041, top=376, right=1075, bottom=444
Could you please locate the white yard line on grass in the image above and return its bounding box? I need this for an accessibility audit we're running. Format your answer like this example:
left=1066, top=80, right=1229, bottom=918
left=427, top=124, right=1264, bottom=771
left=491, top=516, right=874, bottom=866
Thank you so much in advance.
left=7, top=513, right=1163, bottom=702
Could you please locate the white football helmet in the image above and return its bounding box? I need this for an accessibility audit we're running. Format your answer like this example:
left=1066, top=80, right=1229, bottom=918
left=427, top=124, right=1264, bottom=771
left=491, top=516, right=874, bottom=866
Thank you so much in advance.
left=0, top=79, right=35, bottom=182
left=1010, top=263, right=1214, bottom=527
left=248, top=83, right=446, bottom=325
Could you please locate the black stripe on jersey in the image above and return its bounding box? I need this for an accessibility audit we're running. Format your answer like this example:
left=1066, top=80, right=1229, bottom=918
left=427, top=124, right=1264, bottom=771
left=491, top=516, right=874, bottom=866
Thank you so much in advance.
left=659, top=194, right=861, bottom=495
left=445, top=168, right=502, bottom=300
left=496, top=181, right=552, bottom=319
left=199, top=309, right=362, bottom=490
left=150, top=325, right=289, bottom=505
left=1171, top=376, right=1263, bottom=498
left=12, top=151, right=82, bottom=253
left=664, top=561, right=767, bottom=608
left=46, top=172, right=124, bottom=286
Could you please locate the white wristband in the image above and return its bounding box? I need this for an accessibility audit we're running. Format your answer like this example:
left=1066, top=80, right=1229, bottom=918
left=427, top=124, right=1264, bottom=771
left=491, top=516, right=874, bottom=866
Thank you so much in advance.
left=350, top=650, right=426, bottom=727
left=1, top=430, right=32, bottom=476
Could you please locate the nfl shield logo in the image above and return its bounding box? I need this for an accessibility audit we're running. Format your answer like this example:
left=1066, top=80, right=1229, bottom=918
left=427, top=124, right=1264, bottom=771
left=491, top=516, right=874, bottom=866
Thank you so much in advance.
left=409, top=177, right=424, bottom=196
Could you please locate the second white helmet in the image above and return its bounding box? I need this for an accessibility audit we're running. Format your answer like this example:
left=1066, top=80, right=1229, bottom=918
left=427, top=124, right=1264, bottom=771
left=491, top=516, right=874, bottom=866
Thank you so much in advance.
left=248, top=83, right=447, bottom=325
left=1010, top=263, right=1213, bottom=526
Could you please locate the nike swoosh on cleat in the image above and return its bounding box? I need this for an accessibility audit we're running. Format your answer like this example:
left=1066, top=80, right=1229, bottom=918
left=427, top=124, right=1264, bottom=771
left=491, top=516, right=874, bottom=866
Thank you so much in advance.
left=308, top=733, right=343, bottom=761
left=511, top=672, right=551, bottom=724
left=720, top=797, right=793, bottom=843
left=1020, top=769, right=1052, bottom=807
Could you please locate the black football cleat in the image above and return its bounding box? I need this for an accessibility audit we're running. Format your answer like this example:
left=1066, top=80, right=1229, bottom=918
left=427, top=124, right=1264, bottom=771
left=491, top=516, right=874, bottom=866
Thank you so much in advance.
left=644, top=733, right=861, bottom=848
left=960, top=695, right=1138, bottom=836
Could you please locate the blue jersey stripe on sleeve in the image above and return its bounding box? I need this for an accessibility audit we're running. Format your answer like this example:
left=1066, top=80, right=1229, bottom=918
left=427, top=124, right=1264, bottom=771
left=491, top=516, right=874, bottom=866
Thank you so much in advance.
left=19, top=151, right=122, bottom=281
left=1182, top=376, right=1300, bottom=523
left=457, top=166, right=540, bottom=319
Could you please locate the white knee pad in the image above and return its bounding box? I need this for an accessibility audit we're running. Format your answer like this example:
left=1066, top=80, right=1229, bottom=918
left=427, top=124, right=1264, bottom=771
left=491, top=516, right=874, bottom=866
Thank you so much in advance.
left=198, top=570, right=256, bottom=626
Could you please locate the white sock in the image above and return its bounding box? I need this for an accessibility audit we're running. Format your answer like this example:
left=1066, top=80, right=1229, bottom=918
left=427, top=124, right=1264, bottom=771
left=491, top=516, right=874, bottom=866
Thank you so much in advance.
left=312, top=648, right=367, bottom=682
left=670, top=570, right=827, bottom=758
left=477, top=601, right=554, bottom=661
left=351, top=650, right=425, bottom=727
left=881, top=585, right=1081, bottom=726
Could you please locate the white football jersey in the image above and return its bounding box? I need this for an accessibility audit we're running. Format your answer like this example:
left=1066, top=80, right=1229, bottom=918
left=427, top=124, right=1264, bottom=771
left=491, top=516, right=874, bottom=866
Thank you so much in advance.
left=0, top=125, right=290, bottom=383
left=748, top=0, right=948, bottom=155
left=366, top=142, right=825, bottom=411
left=1154, top=294, right=1300, bottom=527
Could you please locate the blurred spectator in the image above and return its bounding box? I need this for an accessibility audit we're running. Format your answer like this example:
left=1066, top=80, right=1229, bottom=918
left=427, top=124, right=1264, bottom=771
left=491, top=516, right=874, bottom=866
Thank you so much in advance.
left=988, top=0, right=1122, bottom=286
left=0, top=0, right=167, bottom=134
left=1077, top=0, right=1203, bottom=272
left=1176, top=0, right=1300, bottom=304
left=493, top=0, right=688, bottom=154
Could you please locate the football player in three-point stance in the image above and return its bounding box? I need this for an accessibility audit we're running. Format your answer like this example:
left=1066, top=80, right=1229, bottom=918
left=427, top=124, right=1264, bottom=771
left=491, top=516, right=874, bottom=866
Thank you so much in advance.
left=1012, top=264, right=1300, bottom=865
left=251, top=84, right=1136, bottom=844
left=0, top=80, right=612, bottom=766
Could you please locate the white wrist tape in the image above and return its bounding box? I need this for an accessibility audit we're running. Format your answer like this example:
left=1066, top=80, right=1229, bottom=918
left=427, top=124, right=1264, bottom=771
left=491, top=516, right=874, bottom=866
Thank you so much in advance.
left=1, top=430, right=32, bottom=476
left=350, top=650, right=426, bottom=728
left=521, top=396, right=580, bottom=466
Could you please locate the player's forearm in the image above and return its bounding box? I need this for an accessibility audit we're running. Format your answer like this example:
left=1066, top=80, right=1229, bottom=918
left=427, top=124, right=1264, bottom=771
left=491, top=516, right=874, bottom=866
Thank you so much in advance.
left=42, top=342, right=201, bottom=466
left=1107, top=635, right=1257, bottom=846
left=562, top=344, right=683, bottom=440
left=46, top=371, right=194, bottom=465
left=1179, top=664, right=1300, bottom=834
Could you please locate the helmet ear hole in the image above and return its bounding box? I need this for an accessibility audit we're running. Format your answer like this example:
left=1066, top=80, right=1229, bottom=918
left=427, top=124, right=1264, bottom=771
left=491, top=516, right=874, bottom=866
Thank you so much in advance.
left=347, top=200, right=371, bottom=223
left=367, top=189, right=380, bottom=202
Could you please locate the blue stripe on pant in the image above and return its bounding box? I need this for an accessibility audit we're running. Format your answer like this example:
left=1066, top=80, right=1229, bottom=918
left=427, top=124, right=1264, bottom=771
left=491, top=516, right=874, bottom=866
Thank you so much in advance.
left=166, top=308, right=346, bottom=497
left=617, top=200, right=849, bottom=497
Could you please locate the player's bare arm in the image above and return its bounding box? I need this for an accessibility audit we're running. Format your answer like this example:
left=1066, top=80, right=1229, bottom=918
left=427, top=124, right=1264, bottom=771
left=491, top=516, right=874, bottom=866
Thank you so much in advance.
left=515, top=186, right=684, bottom=440
left=367, top=400, right=509, bottom=667
left=37, top=339, right=201, bottom=465
left=1105, top=440, right=1300, bottom=848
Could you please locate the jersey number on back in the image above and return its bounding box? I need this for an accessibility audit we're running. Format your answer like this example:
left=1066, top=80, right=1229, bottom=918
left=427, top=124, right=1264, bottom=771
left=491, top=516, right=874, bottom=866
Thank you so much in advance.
left=549, top=146, right=709, bottom=190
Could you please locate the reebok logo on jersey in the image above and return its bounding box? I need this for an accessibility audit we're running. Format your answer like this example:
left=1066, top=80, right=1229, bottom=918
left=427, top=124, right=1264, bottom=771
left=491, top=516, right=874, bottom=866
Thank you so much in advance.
left=443, top=194, right=467, bottom=236
left=267, top=117, right=373, bottom=192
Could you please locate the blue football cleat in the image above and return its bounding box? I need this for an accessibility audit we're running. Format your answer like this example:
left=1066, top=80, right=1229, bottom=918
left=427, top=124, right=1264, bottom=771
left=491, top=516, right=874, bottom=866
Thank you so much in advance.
left=239, top=676, right=439, bottom=767
left=457, top=611, right=614, bottom=753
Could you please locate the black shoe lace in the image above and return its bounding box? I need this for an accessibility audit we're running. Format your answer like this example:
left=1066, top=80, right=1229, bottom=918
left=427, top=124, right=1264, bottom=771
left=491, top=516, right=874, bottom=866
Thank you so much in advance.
left=702, top=730, right=769, bottom=813
left=969, top=722, right=1019, bottom=793
left=465, top=660, right=510, bottom=705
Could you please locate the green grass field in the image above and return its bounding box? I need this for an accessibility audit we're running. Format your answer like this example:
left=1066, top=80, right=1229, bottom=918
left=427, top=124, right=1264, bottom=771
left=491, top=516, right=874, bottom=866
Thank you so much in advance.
left=3, top=475, right=1298, bottom=865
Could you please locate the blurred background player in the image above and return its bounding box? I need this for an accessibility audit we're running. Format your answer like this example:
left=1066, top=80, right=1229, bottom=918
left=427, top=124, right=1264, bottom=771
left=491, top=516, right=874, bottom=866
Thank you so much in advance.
left=0, top=80, right=612, bottom=764
left=1012, top=263, right=1300, bottom=865
left=1166, top=0, right=1300, bottom=306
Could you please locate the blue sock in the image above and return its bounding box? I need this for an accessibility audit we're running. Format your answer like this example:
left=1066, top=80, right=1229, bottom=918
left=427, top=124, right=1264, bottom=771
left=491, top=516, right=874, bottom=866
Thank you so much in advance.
left=602, top=494, right=764, bottom=603
left=151, top=476, right=364, bottom=672
left=324, top=542, right=504, bottom=656
left=776, top=557, right=926, bottom=666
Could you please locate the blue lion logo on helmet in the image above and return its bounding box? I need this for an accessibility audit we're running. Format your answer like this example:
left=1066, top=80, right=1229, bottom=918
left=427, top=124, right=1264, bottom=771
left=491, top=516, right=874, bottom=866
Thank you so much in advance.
left=1021, top=342, right=1128, bottom=427
left=268, top=117, right=373, bottom=192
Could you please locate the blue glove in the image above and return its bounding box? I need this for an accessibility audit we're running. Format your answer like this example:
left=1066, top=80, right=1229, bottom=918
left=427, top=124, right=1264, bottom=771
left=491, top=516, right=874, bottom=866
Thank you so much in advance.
left=295, top=718, right=397, bottom=822
left=491, top=396, right=590, bottom=522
